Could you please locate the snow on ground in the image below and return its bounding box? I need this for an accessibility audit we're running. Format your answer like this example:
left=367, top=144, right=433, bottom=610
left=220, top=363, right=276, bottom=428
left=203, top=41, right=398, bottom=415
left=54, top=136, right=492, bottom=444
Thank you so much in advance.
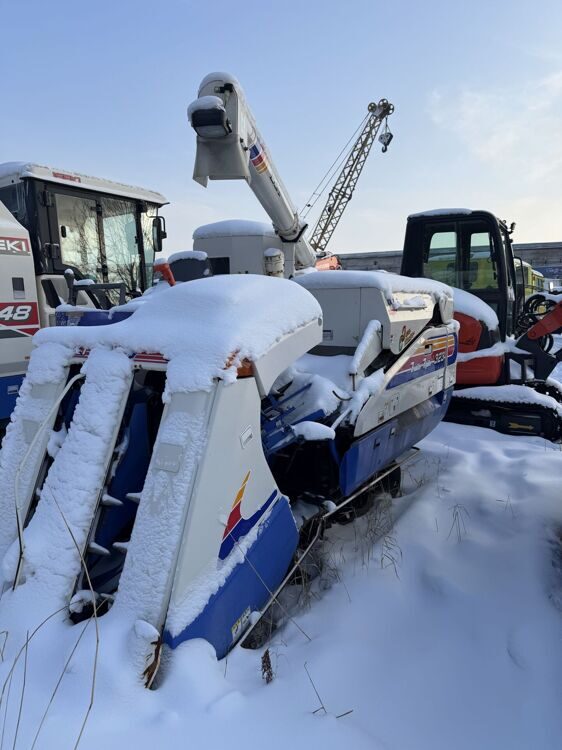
left=0, top=421, right=561, bottom=749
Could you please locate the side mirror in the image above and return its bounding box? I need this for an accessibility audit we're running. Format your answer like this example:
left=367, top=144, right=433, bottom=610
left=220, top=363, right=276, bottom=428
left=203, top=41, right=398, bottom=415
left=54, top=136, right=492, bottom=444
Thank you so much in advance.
left=152, top=216, right=167, bottom=253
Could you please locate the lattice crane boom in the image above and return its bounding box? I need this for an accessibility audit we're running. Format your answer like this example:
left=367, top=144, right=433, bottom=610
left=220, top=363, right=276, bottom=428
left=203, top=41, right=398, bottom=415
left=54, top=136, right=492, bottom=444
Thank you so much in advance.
left=309, top=99, right=394, bottom=255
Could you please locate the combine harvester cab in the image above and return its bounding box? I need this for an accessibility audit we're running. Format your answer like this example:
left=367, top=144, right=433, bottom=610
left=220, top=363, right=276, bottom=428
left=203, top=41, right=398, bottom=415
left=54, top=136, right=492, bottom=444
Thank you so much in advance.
left=0, top=162, right=168, bottom=434
left=0, top=271, right=457, bottom=676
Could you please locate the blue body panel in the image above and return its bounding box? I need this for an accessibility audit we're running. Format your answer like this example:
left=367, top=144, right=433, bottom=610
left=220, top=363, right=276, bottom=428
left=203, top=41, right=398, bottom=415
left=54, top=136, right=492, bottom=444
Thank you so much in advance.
left=0, top=374, right=24, bottom=422
left=163, top=497, right=298, bottom=659
left=339, top=387, right=453, bottom=496
left=218, top=489, right=277, bottom=560
left=55, top=309, right=133, bottom=327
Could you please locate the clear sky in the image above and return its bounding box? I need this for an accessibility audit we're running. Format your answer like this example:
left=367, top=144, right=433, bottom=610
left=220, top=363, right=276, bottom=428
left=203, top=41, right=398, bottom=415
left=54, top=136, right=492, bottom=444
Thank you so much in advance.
left=2, top=0, right=561, bottom=253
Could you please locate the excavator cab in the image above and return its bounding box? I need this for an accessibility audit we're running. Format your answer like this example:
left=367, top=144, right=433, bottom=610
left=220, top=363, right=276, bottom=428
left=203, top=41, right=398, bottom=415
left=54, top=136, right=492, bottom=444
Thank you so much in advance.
left=401, top=210, right=522, bottom=341
left=400, top=209, right=562, bottom=440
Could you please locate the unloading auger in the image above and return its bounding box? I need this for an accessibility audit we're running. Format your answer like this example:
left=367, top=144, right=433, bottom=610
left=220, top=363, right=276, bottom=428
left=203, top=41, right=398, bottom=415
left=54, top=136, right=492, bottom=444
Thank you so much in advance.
left=0, top=269, right=456, bottom=680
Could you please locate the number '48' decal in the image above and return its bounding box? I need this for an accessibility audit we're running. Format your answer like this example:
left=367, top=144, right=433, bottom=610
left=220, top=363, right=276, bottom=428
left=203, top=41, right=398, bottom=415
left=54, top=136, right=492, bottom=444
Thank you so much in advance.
left=0, top=302, right=39, bottom=328
left=0, top=305, right=32, bottom=321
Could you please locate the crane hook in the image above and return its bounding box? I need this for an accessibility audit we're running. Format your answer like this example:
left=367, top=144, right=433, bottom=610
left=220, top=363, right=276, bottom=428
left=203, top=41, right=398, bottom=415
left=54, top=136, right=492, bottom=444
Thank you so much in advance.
left=379, top=117, right=393, bottom=153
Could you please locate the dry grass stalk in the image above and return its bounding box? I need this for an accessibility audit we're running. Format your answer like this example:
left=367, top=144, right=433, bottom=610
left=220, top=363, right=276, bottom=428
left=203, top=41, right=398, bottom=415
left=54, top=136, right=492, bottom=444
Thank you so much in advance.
left=261, top=649, right=274, bottom=684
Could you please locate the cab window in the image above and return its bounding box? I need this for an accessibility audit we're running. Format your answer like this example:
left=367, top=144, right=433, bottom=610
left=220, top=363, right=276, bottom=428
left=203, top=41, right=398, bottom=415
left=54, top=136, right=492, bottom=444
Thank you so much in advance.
left=0, top=183, right=28, bottom=226
left=100, top=198, right=140, bottom=294
left=423, top=225, right=458, bottom=286
left=464, top=229, right=496, bottom=290
left=56, top=194, right=102, bottom=281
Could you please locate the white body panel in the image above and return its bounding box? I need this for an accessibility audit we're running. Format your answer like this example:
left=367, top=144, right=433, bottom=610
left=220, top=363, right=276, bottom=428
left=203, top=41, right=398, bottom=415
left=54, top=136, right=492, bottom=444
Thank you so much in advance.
left=118, top=318, right=323, bottom=629
left=354, top=327, right=457, bottom=436
left=164, top=377, right=284, bottom=632
left=299, top=282, right=437, bottom=355
left=0, top=203, right=39, bottom=382
left=193, top=221, right=295, bottom=276
left=253, top=318, right=323, bottom=395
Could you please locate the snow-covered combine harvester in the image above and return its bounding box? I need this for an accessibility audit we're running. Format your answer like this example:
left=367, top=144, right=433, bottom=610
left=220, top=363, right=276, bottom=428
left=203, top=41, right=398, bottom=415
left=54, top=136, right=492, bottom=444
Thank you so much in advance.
left=0, top=267, right=456, bottom=677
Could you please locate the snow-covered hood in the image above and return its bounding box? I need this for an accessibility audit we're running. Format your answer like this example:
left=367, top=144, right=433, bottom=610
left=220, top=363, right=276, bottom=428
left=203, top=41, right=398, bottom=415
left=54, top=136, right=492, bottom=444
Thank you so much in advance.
left=37, top=275, right=322, bottom=395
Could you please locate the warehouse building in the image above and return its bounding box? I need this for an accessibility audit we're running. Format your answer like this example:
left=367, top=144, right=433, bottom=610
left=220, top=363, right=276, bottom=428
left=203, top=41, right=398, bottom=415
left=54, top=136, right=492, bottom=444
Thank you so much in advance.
left=340, top=242, right=562, bottom=281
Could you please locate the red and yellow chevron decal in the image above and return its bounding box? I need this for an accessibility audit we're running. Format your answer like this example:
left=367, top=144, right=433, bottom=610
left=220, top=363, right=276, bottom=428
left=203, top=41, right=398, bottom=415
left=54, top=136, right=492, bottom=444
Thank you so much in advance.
left=218, top=472, right=278, bottom=561
left=222, top=471, right=251, bottom=541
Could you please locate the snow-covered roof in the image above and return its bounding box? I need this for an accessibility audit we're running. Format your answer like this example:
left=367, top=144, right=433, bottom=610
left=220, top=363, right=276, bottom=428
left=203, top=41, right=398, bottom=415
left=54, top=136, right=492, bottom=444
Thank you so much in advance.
left=168, top=250, right=208, bottom=264
left=193, top=219, right=276, bottom=239
left=0, top=162, right=167, bottom=206
left=198, top=71, right=241, bottom=91
left=36, top=275, right=322, bottom=395
left=407, top=208, right=473, bottom=219
left=295, top=269, right=452, bottom=301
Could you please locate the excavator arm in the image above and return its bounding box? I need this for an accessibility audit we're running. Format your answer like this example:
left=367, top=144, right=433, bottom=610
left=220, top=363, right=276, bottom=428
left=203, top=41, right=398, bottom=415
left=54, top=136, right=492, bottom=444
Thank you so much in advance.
left=515, top=297, right=562, bottom=380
